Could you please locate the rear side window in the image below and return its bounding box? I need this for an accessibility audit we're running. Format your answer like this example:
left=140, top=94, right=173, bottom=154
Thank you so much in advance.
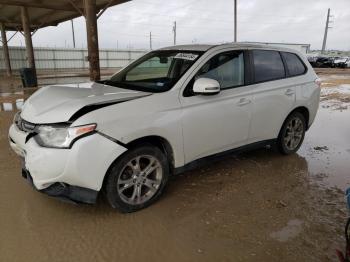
left=281, top=52, right=306, bottom=76
left=252, top=50, right=285, bottom=83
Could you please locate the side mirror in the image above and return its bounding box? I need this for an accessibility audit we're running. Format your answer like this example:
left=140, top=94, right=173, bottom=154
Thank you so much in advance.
left=193, top=78, right=221, bottom=95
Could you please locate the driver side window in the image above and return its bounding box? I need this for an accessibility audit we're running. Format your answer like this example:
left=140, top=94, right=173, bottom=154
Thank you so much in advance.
left=184, top=50, right=245, bottom=96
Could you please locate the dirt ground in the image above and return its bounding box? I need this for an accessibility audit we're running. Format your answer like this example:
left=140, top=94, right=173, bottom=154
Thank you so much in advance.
left=0, top=68, right=349, bottom=262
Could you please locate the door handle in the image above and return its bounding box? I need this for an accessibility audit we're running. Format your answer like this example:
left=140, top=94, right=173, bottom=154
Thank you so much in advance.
left=285, top=88, right=295, bottom=96
left=237, top=98, right=251, bottom=106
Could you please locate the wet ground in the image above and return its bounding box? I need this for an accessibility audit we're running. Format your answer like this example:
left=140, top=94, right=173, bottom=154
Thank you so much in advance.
left=0, top=69, right=349, bottom=261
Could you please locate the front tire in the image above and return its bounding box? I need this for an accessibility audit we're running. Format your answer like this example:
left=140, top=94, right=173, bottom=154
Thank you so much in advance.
left=277, top=112, right=306, bottom=155
left=105, top=145, right=169, bottom=213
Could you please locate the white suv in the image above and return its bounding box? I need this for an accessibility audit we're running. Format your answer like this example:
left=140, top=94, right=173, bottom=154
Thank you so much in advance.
left=9, top=43, right=320, bottom=212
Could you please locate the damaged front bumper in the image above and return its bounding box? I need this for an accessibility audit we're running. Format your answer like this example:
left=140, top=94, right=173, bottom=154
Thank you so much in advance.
left=8, top=122, right=128, bottom=205
left=22, top=167, right=98, bottom=204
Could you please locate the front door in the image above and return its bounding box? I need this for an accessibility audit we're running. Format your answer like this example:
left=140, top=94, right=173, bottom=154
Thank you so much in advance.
left=180, top=50, right=253, bottom=163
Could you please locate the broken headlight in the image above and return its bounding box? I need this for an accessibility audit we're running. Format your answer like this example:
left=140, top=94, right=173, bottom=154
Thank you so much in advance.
left=34, top=124, right=97, bottom=149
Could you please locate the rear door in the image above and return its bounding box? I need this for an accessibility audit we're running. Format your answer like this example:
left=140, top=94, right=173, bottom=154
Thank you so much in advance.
left=248, top=49, right=296, bottom=142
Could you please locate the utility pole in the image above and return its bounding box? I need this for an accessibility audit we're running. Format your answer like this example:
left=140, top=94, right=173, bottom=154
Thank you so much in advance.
left=71, top=20, right=76, bottom=48
left=149, top=31, right=152, bottom=50
left=234, top=0, right=237, bottom=42
left=173, top=21, right=177, bottom=45
left=321, top=8, right=332, bottom=54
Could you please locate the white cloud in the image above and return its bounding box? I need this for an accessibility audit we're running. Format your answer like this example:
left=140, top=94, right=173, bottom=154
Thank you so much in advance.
left=6, top=0, right=350, bottom=50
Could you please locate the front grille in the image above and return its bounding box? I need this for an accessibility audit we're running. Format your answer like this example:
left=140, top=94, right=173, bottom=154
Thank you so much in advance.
left=15, top=116, right=36, bottom=132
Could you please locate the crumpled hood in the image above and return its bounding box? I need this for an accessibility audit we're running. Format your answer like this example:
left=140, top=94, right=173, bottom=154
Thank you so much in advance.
left=21, top=82, right=150, bottom=124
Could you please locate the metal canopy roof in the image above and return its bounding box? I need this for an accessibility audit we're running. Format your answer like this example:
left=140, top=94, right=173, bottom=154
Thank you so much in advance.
left=0, top=0, right=130, bottom=31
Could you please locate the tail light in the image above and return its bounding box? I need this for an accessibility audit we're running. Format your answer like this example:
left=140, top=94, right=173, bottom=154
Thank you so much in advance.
left=315, top=78, right=322, bottom=88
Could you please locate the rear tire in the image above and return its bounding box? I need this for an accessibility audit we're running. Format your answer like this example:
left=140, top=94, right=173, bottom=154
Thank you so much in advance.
left=277, top=112, right=306, bottom=155
left=105, top=144, right=169, bottom=213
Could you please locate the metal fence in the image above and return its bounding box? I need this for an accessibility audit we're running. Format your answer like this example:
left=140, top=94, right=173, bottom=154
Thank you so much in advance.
left=0, top=46, right=148, bottom=70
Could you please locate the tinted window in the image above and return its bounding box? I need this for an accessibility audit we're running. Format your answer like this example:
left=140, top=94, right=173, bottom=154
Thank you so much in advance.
left=253, top=50, right=285, bottom=83
left=281, top=52, right=306, bottom=76
left=195, top=51, right=244, bottom=89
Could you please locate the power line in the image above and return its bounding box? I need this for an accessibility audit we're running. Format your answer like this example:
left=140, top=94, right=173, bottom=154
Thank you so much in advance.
left=110, top=11, right=323, bottom=27
left=107, top=19, right=322, bottom=34
left=130, top=0, right=318, bottom=19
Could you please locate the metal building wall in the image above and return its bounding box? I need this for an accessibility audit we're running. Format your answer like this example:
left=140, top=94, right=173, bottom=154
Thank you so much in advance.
left=0, top=46, right=147, bottom=70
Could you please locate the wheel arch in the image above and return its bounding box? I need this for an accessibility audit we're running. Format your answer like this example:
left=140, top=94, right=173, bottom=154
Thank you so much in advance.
left=125, top=135, right=175, bottom=171
left=289, top=106, right=310, bottom=129
left=276, top=106, right=309, bottom=155
left=101, top=135, right=176, bottom=198
left=278, top=106, right=310, bottom=139
left=102, top=135, right=176, bottom=190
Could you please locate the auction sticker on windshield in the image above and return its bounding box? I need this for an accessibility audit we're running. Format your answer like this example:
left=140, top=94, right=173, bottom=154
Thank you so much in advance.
left=174, top=53, right=198, bottom=61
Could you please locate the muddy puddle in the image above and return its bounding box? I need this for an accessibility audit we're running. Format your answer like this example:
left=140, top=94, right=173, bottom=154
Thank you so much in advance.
left=0, top=71, right=349, bottom=261
left=299, top=106, right=350, bottom=190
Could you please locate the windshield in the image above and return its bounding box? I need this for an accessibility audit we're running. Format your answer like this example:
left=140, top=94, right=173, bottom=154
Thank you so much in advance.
left=105, top=50, right=203, bottom=93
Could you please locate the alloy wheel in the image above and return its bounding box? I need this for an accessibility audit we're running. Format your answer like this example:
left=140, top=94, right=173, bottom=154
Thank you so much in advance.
left=117, top=155, right=163, bottom=205
left=283, top=117, right=304, bottom=151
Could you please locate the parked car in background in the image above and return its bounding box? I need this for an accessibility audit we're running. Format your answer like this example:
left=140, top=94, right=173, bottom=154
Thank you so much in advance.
left=307, top=55, right=350, bottom=68
left=307, top=55, right=318, bottom=67
left=334, top=57, right=350, bottom=68
left=315, top=56, right=335, bottom=68
left=9, top=43, right=321, bottom=212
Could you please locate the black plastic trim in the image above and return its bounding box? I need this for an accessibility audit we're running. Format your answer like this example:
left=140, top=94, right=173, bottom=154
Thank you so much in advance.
left=173, top=139, right=276, bottom=175
left=96, top=131, right=128, bottom=148
left=25, top=132, right=37, bottom=143
left=22, top=168, right=98, bottom=204
left=244, top=50, right=254, bottom=86
left=69, top=98, right=136, bottom=122
left=280, top=51, right=290, bottom=76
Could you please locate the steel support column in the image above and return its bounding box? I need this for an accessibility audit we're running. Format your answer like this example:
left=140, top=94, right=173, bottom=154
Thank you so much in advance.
left=20, top=6, right=36, bottom=71
left=84, top=0, right=100, bottom=81
left=0, top=23, right=12, bottom=76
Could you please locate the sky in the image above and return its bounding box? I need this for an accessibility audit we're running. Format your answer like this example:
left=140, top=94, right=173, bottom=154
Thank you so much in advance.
left=6, top=0, right=350, bottom=51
